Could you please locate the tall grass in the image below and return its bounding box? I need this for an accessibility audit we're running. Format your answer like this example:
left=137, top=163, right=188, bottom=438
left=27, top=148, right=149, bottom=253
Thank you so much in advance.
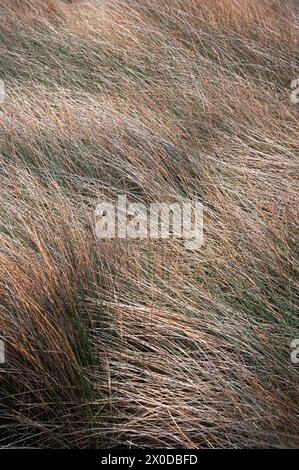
left=0, top=0, right=298, bottom=448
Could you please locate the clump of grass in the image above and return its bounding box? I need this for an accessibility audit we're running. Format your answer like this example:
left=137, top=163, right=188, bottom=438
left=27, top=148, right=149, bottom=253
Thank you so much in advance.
left=0, top=0, right=298, bottom=448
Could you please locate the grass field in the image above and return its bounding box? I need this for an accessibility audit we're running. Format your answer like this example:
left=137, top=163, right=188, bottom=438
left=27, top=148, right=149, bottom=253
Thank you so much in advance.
left=0, top=0, right=298, bottom=448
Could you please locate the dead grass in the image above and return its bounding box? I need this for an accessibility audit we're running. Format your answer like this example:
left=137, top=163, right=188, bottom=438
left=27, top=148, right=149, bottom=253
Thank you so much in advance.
left=0, top=0, right=298, bottom=448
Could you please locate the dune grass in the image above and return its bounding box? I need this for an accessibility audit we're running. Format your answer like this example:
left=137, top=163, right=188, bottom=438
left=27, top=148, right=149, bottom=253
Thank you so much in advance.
left=0, top=0, right=298, bottom=448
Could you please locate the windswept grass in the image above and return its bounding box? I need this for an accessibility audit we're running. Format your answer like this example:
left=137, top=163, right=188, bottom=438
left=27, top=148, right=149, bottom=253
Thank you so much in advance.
left=0, top=0, right=298, bottom=448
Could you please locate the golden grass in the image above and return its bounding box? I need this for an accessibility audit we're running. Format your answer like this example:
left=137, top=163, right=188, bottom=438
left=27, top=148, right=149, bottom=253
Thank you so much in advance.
left=0, top=0, right=298, bottom=448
